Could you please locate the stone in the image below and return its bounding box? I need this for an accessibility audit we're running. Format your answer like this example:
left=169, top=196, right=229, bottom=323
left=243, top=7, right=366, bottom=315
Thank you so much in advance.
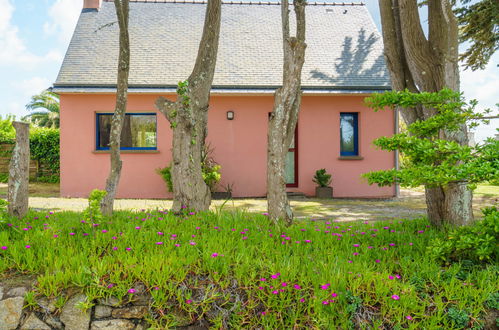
left=44, top=316, right=63, bottom=329
left=112, top=306, right=149, bottom=319
left=97, top=296, right=121, bottom=307
left=134, top=321, right=150, bottom=330
left=0, top=286, right=3, bottom=300
left=7, top=121, right=30, bottom=219
left=91, top=319, right=135, bottom=330
left=7, top=287, right=26, bottom=297
left=0, top=296, right=24, bottom=330
left=94, top=305, right=113, bottom=319
left=20, top=313, right=50, bottom=330
left=60, top=294, right=91, bottom=330
left=36, top=297, right=56, bottom=313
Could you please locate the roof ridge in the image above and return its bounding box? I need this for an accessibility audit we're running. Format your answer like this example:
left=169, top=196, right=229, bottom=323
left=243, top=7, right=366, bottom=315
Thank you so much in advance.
left=103, top=0, right=365, bottom=6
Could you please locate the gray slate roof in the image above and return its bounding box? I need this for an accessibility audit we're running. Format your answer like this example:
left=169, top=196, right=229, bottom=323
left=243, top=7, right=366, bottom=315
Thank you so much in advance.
left=53, top=1, right=390, bottom=92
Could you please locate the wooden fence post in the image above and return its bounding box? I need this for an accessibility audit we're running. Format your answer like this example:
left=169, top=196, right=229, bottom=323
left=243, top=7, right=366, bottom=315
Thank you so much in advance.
left=8, top=122, right=30, bottom=218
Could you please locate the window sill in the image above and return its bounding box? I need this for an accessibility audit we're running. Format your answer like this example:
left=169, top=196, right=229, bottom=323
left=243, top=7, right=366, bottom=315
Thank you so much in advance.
left=93, top=150, right=160, bottom=154
left=338, top=156, right=364, bottom=160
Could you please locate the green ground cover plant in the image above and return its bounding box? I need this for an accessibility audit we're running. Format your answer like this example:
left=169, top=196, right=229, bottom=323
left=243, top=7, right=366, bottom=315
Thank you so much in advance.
left=0, top=209, right=497, bottom=328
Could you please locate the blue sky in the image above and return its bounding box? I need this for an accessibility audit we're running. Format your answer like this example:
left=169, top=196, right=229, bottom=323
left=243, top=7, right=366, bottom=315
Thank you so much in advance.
left=0, top=0, right=497, bottom=141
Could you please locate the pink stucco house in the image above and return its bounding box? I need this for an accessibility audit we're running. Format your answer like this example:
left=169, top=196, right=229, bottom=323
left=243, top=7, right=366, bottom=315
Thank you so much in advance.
left=52, top=0, right=396, bottom=199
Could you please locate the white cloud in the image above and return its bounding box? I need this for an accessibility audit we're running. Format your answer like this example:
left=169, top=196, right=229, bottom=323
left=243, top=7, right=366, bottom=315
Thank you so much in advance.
left=12, top=77, right=52, bottom=97
left=44, top=0, right=82, bottom=45
left=0, top=0, right=64, bottom=68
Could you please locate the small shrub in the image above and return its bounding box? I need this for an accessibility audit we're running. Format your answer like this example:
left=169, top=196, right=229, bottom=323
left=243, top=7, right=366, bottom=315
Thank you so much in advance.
left=30, top=128, right=60, bottom=178
left=157, top=166, right=173, bottom=192
left=447, top=307, right=470, bottom=329
left=313, top=168, right=332, bottom=187
left=83, top=189, right=107, bottom=223
left=428, top=207, right=498, bottom=264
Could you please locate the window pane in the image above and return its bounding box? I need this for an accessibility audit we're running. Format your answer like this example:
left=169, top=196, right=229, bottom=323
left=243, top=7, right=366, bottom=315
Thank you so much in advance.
left=97, top=114, right=157, bottom=150
left=285, top=151, right=295, bottom=184
left=340, top=113, right=357, bottom=155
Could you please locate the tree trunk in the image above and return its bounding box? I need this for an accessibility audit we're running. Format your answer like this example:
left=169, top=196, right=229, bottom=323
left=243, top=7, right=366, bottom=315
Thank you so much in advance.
left=155, top=0, right=221, bottom=213
left=378, top=0, right=473, bottom=226
left=101, top=0, right=130, bottom=216
left=267, top=0, right=306, bottom=225
left=8, top=121, right=30, bottom=219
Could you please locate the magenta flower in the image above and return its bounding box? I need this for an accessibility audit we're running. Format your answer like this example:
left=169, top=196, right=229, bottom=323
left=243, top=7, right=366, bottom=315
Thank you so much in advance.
left=320, top=284, right=330, bottom=290
left=260, top=278, right=267, bottom=282
left=107, top=284, right=115, bottom=288
left=126, top=247, right=131, bottom=251
left=281, top=282, right=287, bottom=287
left=174, top=244, right=180, bottom=247
left=112, top=236, right=117, bottom=240
left=391, top=295, right=400, bottom=300
left=69, top=232, right=75, bottom=236
left=101, top=230, right=108, bottom=233
left=305, top=240, right=311, bottom=243
left=322, top=300, right=329, bottom=305
left=294, top=284, right=301, bottom=290
left=272, top=290, right=279, bottom=294
left=1, top=246, right=7, bottom=250
left=406, top=315, right=413, bottom=320
left=156, top=242, right=163, bottom=245
left=258, top=286, right=264, bottom=290
left=128, top=289, right=136, bottom=294
left=135, top=226, right=141, bottom=230
left=299, top=298, right=305, bottom=302
left=331, top=292, right=338, bottom=297
left=211, top=253, right=218, bottom=258
left=189, top=241, right=196, bottom=246
left=157, top=232, right=163, bottom=235
left=271, top=273, right=280, bottom=279
left=112, top=247, right=118, bottom=250
left=25, top=245, right=31, bottom=249
left=375, top=259, right=381, bottom=263
left=353, top=244, right=360, bottom=247
left=53, top=235, right=58, bottom=238
left=186, top=299, right=192, bottom=304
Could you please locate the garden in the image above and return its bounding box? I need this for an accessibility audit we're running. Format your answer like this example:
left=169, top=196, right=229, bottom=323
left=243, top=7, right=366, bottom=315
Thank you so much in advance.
left=0, top=195, right=497, bottom=328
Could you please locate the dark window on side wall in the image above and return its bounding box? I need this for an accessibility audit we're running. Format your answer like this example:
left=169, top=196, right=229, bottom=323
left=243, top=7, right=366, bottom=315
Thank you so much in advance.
left=340, top=113, right=358, bottom=156
left=96, top=113, right=157, bottom=150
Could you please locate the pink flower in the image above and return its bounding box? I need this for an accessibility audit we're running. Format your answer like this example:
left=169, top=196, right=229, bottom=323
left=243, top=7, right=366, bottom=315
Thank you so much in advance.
left=112, top=247, right=118, bottom=250
left=25, top=245, right=31, bottom=249
left=69, top=232, right=75, bottom=236
left=320, top=284, right=330, bottom=290
left=375, top=259, right=381, bottom=263
left=293, top=284, right=301, bottom=290
left=331, top=293, right=338, bottom=297
left=322, top=300, right=329, bottom=305
left=126, top=247, right=131, bottom=251
left=107, top=284, right=115, bottom=288
left=260, top=278, right=267, bottom=282
left=271, top=273, right=280, bottom=279
left=1, top=246, right=7, bottom=250
left=272, top=290, right=279, bottom=294
left=53, top=235, right=58, bottom=238
left=189, top=241, right=196, bottom=246
left=258, top=286, right=264, bottom=290
left=156, top=242, right=163, bottom=245
left=101, top=230, right=108, bottom=233
left=157, top=232, right=163, bottom=235
left=406, top=315, right=413, bottom=320
left=135, top=227, right=141, bottom=230
left=388, top=275, right=394, bottom=280
left=261, top=311, right=267, bottom=315
left=391, top=295, right=400, bottom=300
left=128, top=289, right=136, bottom=294
left=281, top=282, right=287, bottom=287
left=299, top=298, right=305, bottom=302
left=186, top=299, right=192, bottom=304
left=304, top=240, right=311, bottom=243
left=112, top=236, right=117, bottom=240
left=353, top=244, right=360, bottom=247
left=211, top=253, right=218, bottom=258
left=175, top=244, right=180, bottom=247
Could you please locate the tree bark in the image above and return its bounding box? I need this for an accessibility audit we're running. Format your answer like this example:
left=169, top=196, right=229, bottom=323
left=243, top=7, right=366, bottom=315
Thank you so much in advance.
left=378, top=0, right=473, bottom=226
left=8, top=121, right=30, bottom=219
left=101, top=0, right=130, bottom=216
left=155, top=0, right=221, bottom=212
left=267, top=0, right=306, bottom=225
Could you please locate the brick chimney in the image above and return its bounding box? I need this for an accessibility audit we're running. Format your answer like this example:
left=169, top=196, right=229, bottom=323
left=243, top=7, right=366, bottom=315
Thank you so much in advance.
left=83, top=0, right=102, bottom=10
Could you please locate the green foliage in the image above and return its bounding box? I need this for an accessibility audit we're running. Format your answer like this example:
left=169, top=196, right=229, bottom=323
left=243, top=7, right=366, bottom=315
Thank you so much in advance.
left=312, top=168, right=332, bottom=187
left=29, top=128, right=60, bottom=182
left=24, top=89, right=60, bottom=128
left=0, top=211, right=496, bottom=328
left=156, top=166, right=173, bottom=192
left=0, top=115, right=16, bottom=144
left=363, top=89, right=498, bottom=188
left=455, top=0, right=499, bottom=71
left=428, top=207, right=499, bottom=265
left=83, top=189, right=107, bottom=223
left=447, top=307, right=470, bottom=329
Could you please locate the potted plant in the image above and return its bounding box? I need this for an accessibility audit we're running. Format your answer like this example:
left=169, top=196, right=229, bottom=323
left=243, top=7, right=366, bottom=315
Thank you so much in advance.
left=313, top=168, right=333, bottom=198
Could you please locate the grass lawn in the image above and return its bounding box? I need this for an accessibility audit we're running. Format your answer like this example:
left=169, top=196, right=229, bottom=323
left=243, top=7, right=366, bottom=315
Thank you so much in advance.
left=0, top=209, right=497, bottom=328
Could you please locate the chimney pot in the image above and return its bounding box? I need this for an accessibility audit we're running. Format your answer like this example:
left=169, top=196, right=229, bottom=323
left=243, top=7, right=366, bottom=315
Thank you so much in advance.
left=83, top=0, right=102, bottom=9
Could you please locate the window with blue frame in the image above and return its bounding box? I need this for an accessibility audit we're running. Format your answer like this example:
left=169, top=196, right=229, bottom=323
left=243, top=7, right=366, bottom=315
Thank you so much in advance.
left=340, top=113, right=358, bottom=156
left=96, top=113, right=157, bottom=150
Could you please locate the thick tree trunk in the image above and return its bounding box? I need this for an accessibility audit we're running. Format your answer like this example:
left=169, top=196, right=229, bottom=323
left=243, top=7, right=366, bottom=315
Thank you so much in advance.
left=267, top=0, right=306, bottom=225
left=8, top=122, right=30, bottom=219
left=101, top=0, right=130, bottom=216
left=378, top=0, right=473, bottom=226
left=155, top=0, right=221, bottom=212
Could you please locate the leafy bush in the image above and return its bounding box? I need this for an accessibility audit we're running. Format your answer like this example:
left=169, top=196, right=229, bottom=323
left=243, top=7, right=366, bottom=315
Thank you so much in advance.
left=447, top=307, right=470, bottom=329
left=82, top=189, right=107, bottom=223
left=156, top=166, right=173, bottom=192
left=313, top=168, right=332, bottom=187
left=29, top=128, right=60, bottom=181
left=0, top=115, right=15, bottom=144
left=429, top=207, right=498, bottom=264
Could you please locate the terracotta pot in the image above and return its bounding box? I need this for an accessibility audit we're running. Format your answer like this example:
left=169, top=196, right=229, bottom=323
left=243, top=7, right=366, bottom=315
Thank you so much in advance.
left=315, top=186, right=333, bottom=199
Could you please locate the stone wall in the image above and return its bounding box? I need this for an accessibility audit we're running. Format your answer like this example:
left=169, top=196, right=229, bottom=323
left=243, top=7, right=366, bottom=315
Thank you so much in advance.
left=0, top=281, right=157, bottom=330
